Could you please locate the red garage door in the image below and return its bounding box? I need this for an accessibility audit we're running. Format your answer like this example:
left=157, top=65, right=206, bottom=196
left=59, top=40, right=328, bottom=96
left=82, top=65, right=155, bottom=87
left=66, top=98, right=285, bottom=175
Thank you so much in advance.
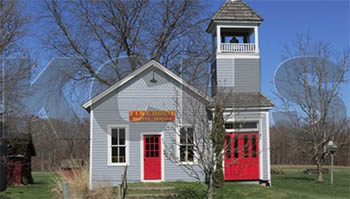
left=224, top=132, right=259, bottom=181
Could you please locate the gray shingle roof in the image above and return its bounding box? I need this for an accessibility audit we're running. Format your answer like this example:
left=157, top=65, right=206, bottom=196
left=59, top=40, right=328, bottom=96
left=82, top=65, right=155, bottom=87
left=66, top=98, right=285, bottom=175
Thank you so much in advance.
left=211, top=92, right=273, bottom=109
left=212, top=0, right=263, bottom=22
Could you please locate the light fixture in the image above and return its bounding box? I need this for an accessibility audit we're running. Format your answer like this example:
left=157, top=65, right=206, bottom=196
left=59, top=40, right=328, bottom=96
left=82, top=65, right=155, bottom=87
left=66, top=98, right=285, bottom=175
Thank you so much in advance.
left=150, top=66, right=158, bottom=83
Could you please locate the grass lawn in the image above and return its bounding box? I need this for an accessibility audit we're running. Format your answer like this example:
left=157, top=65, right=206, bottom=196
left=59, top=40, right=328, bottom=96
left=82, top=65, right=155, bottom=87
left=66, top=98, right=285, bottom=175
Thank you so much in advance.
left=0, top=168, right=349, bottom=199
left=0, top=172, right=57, bottom=199
left=213, top=168, right=350, bottom=199
left=129, top=168, right=350, bottom=199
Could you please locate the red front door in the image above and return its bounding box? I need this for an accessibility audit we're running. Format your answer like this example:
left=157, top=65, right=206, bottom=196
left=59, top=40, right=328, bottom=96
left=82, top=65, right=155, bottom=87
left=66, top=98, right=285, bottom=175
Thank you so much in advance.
left=144, top=135, right=161, bottom=180
left=224, top=132, right=259, bottom=181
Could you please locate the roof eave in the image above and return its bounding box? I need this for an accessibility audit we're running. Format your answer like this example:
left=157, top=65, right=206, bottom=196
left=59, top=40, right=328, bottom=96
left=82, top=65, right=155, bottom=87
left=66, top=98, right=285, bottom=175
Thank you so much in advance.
left=206, top=19, right=263, bottom=33
left=209, top=106, right=274, bottom=111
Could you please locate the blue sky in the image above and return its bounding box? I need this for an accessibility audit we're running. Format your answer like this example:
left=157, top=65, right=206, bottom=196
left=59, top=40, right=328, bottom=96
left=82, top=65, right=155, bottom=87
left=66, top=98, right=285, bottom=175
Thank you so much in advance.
left=23, top=0, right=350, bottom=120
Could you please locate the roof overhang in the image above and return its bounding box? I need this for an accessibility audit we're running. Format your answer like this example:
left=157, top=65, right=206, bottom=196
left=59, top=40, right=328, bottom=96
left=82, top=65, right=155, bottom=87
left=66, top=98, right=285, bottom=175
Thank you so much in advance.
left=209, top=106, right=273, bottom=112
left=206, top=20, right=262, bottom=34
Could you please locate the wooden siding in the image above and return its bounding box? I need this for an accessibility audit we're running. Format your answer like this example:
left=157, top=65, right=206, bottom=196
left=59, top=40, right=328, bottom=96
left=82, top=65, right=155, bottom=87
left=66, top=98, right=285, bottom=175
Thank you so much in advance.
left=216, top=59, right=234, bottom=87
left=216, top=58, right=260, bottom=93
left=90, top=68, right=203, bottom=188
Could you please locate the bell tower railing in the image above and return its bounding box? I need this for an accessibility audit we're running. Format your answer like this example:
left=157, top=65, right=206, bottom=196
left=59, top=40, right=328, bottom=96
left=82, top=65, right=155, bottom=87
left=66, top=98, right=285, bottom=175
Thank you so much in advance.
left=220, top=43, right=256, bottom=53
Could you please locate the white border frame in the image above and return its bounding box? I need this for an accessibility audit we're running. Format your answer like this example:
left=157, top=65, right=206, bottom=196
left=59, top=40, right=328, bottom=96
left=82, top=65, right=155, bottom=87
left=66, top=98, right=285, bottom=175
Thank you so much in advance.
left=264, top=111, right=271, bottom=184
left=258, top=116, right=263, bottom=180
left=107, top=125, right=130, bottom=166
left=89, top=110, right=93, bottom=189
left=140, top=132, right=165, bottom=182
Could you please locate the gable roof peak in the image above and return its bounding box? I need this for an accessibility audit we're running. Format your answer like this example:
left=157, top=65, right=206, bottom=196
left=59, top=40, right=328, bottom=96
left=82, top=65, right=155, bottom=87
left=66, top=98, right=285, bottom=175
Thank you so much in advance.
left=212, top=0, right=263, bottom=22
left=82, top=60, right=210, bottom=111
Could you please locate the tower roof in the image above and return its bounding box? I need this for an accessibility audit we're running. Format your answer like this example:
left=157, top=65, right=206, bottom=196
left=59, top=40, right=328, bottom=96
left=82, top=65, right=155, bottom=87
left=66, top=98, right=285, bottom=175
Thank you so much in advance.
left=212, top=0, right=263, bottom=22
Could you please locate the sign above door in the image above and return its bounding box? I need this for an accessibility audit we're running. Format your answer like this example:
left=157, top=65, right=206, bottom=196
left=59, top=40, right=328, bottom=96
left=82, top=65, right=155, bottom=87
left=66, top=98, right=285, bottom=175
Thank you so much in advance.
left=129, top=110, right=175, bottom=122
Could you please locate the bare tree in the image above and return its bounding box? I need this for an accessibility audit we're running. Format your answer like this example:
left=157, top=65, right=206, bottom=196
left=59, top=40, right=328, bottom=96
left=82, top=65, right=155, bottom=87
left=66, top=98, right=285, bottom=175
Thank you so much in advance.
left=270, top=123, right=350, bottom=166
left=163, top=89, right=252, bottom=199
left=40, top=0, right=211, bottom=89
left=0, top=0, right=32, bottom=117
left=0, top=0, right=27, bottom=55
left=31, top=117, right=90, bottom=171
left=275, top=34, right=350, bottom=182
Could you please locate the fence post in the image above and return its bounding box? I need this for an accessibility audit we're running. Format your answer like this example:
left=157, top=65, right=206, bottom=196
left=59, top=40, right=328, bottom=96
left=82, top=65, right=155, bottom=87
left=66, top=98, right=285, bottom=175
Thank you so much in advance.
left=62, top=182, right=69, bottom=199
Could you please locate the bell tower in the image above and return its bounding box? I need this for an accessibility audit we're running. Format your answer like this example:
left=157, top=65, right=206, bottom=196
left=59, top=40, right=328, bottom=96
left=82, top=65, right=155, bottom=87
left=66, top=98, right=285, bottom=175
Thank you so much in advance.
left=207, top=0, right=263, bottom=96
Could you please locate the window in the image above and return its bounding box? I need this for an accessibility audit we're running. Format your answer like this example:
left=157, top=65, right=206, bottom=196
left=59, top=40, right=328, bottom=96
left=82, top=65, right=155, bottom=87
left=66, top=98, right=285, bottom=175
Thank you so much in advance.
left=224, top=122, right=258, bottom=129
left=244, top=135, right=249, bottom=158
left=179, top=127, right=194, bottom=163
left=234, top=136, right=239, bottom=158
left=225, top=136, right=231, bottom=158
left=108, top=126, right=128, bottom=165
left=145, top=135, right=159, bottom=157
left=252, top=135, right=257, bottom=158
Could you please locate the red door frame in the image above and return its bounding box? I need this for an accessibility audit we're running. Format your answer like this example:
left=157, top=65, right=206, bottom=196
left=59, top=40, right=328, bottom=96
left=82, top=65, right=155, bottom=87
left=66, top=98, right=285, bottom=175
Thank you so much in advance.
left=224, top=132, right=259, bottom=181
left=143, top=135, right=162, bottom=180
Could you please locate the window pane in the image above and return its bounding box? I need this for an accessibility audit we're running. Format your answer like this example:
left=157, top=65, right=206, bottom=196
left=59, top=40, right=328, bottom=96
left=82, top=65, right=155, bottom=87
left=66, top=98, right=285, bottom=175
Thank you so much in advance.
left=225, top=122, right=258, bottom=129
left=155, top=151, right=159, bottom=157
left=252, top=135, right=257, bottom=158
left=234, top=136, right=239, bottom=158
left=150, top=151, right=154, bottom=157
left=155, top=143, right=159, bottom=150
left=244, top=135, right=249, bottom=158
left=242, top=122, right=258, bottom=129
left=119, top=147, right=126, bottom=163
left=180, top=128, right=186, bottom=144
left=119, top=129, right=125, bottom=145
left=225, top=136, right=231, bottom=158
left=112, top=129, right=118, bottom=145
left=187, top=145, right=194, bottom=161
left=180, top=146, right=186, bottom=162
left=146, top=151, right=149, bottom=157
left=150, top=144, right=154, bottom=150
left=112, top=147, right=118, bottom=163
left=225, top=123, right=233, bottom=129
left=187, top=128, right=194, bottom=144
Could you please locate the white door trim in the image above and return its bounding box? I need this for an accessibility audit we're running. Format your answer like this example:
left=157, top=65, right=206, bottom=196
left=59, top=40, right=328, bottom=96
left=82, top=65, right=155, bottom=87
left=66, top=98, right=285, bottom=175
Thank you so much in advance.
left=259, top=116, right=263, bottom=180
left=89, top=110, right=93, bottom=189
left=140, top=132, right=165, bottom=182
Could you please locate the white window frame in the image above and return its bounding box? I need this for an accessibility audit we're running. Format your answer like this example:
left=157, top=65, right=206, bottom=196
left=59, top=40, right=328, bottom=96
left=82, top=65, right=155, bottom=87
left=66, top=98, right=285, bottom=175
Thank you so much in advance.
left=107, top=125, right=129, bottom=166
left=224, top=121, right=259, bottom=132
left=177, top=126, right=196, bottom=165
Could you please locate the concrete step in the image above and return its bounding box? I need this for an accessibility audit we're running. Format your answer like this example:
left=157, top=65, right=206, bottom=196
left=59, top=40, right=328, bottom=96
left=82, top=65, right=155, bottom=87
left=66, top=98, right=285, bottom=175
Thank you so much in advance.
left=128, top=186, right=175, bottom=190
left=127, top=193, right=177, bottom=198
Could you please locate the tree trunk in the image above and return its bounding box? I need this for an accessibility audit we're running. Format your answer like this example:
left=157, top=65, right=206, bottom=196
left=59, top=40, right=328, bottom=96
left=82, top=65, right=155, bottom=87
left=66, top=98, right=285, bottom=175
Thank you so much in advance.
left=316, top=163, right=323, bottom=182
left=207, top=174, right=214, bottom=199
